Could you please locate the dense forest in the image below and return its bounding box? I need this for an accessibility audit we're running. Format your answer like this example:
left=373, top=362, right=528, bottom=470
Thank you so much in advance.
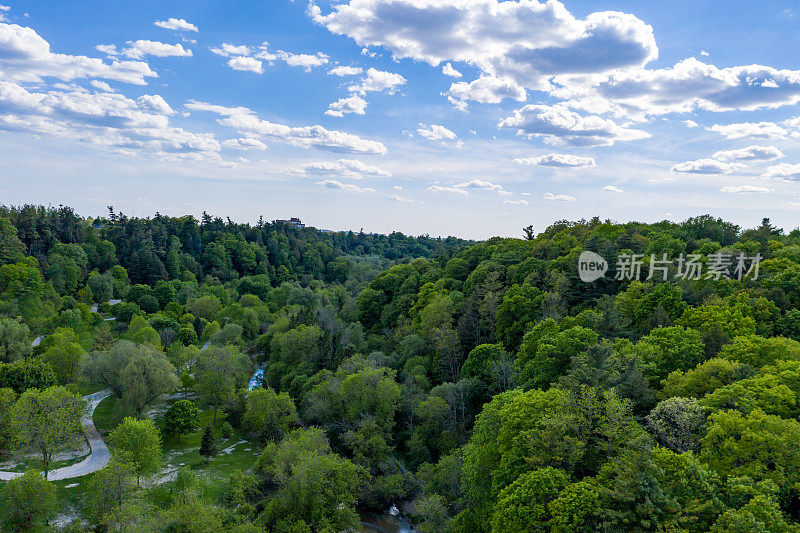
left=1, top=205, right=800, bottom=532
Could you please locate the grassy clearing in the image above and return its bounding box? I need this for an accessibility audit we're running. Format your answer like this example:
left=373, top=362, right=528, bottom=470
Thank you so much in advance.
left=27, top=393, right=262, bottom=526
left=96, top=393, right=261, bottom=500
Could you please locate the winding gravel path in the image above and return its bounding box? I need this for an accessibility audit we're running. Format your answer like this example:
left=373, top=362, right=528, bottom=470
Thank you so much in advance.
left=0, top=389, right=112, bottom=481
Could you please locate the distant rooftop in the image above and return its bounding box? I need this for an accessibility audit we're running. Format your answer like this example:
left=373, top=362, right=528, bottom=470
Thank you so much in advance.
left=273, top=217, right=305, bottom=228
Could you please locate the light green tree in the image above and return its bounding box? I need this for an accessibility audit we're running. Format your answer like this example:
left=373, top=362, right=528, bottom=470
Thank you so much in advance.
left=109, top=417, right=163, bottom=486
left=12, top=386, right=84, bottom=479
left=0, top=470, right=56, bottom=532
left=196, top=345, right=251, bottom=424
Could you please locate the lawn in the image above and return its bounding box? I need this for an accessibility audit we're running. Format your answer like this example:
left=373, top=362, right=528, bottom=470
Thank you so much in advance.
left=8, top=393, right=264, bottom=527
left=94, top=393, right=261, bottom=500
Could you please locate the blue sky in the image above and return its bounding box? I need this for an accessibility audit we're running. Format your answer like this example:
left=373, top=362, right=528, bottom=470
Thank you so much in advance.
left=3, top=1, right=800, bottom=238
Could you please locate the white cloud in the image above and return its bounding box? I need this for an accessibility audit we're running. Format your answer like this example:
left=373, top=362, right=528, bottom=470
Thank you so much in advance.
left=515, top=153, right=596, bottom=168
left=212, top=42, right=328, bottom=72
left=348, top=68, right=406, bottom=95
left=90, top=80, right=114, bottom=92
left=499, top=104, right=649, bottom=147
left=0, top=23, right=157, bottom=85
left=453, top=179, right=504, bottom=192
left=292, top=159, right=391, bottom=179
left=554, top=58, right=800, bottom=120
left=154, top=18, right=199, bottom=32
left=316, top=179, right=374, bottom=192
left=603, top=185, right=623, bottom=192
left=136, top=94, right=174, bottom=114
left=256, top=45, right=329, bottom=71
left=683, top=119, right=698, bottom=128
left=95, top=44, right=118, bottom=57
left=712, top=145, right=783, bottom=162
left=120, top=40, right=192, bottom=60
left=720, top=185, right=772, bottom=193
left=310, top=0, right=657, bottom=93
left=543, top=192, right=576, bottom=201
left=325, top=95, right=367, bottom=117
left=0, top=80, right=222, bottom=162
left=709, top=121, right=788, bottom=140
left=765, top=163, right=800, bottom=180
left=222, top=137, right=268, bottom=150
left=670, top=158, right=736, bottom=174
left=388, top=194, right=414, bottom=202
left=504, top=199, right=529, bottom=206
left=277, top=51, right=329, bottom=71
left=210, top=43, right=252, bottom=57
left=186, top=100, right=388, bottom=154
left=442, top=63, right=462, bottom=78
left=328, top=66, right=362, bottom=76
left=427, top=185, right=468, bottom=196
left=417, top=123, right=456, bottom=141
left=227, top=56, right=263, bottom=74
left=448, top=76, right=526, bottom=105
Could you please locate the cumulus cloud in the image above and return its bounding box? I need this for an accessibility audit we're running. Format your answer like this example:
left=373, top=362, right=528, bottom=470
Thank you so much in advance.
left=764, top=163, right=800, bottom=180
left=448, top=76, right=526, bottom=105
left=453, top=179, right=505, bottom=192
left=504, top=199, right=529, bottom=206
left=292, top=159, right=391, bottom=179
left=310, top=0, right=800, bottom=136
left=227, top=56, right=263, bottom=74
left=210, top=43, right=252, bottom=57
left=427, top=185, right=469, bottom=196
left=212, top=42, right=328, bottom=73
left=720, top=185, right=772, bottom=193
left=348, top=68, right=406, bottom=95
left=186, top=100, right=387, bottom=154
left=388, top=194, right=414, bottom=202
left=417, top=123, right=456, bottom=141
left=442, top=63, right=462, bottom=78
left=554, top=58, right=800, bottom=120
left=119, top=40, right=193, bottom=60
left=543, top=192, right=576, bottom=201
left=0, top=80, right=222, bottom=162
left=256, top=45, right=329, bottom=71
left=328, top=66, right=362, bottom=76
left=514, top=153, right=596, bottom=168
left=712, top=145, right=783, bottom=162
left=709, top=122, right=788, bottom=140
left=90, top=80, right=114, bottom=92
left=603, top=185, right=624, bottom=192
left=136, top=94, right=174, bottom=114
left=499, top=104, right=649, bottom=147
left=684, top=119, right=698, bottom=128
left=0, top=23, right=157, bottom=85
left=316, top=179, right=375, bottom=192
left=310, top=0, right=657, bottom=93
left=222, top=137, right=268, bottom=150
left=325, top=95, right=367, bottom=117
left=670, top=158, right=737, bottom=174
left=155, top=18, right=198, bottom=32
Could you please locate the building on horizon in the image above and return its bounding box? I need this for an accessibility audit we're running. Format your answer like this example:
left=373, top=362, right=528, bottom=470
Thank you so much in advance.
left=273, top=217, right=305, bottom=229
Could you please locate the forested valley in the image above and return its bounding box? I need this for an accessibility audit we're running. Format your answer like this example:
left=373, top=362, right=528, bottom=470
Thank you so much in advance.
left=2, top=205, right=800, bottom=532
